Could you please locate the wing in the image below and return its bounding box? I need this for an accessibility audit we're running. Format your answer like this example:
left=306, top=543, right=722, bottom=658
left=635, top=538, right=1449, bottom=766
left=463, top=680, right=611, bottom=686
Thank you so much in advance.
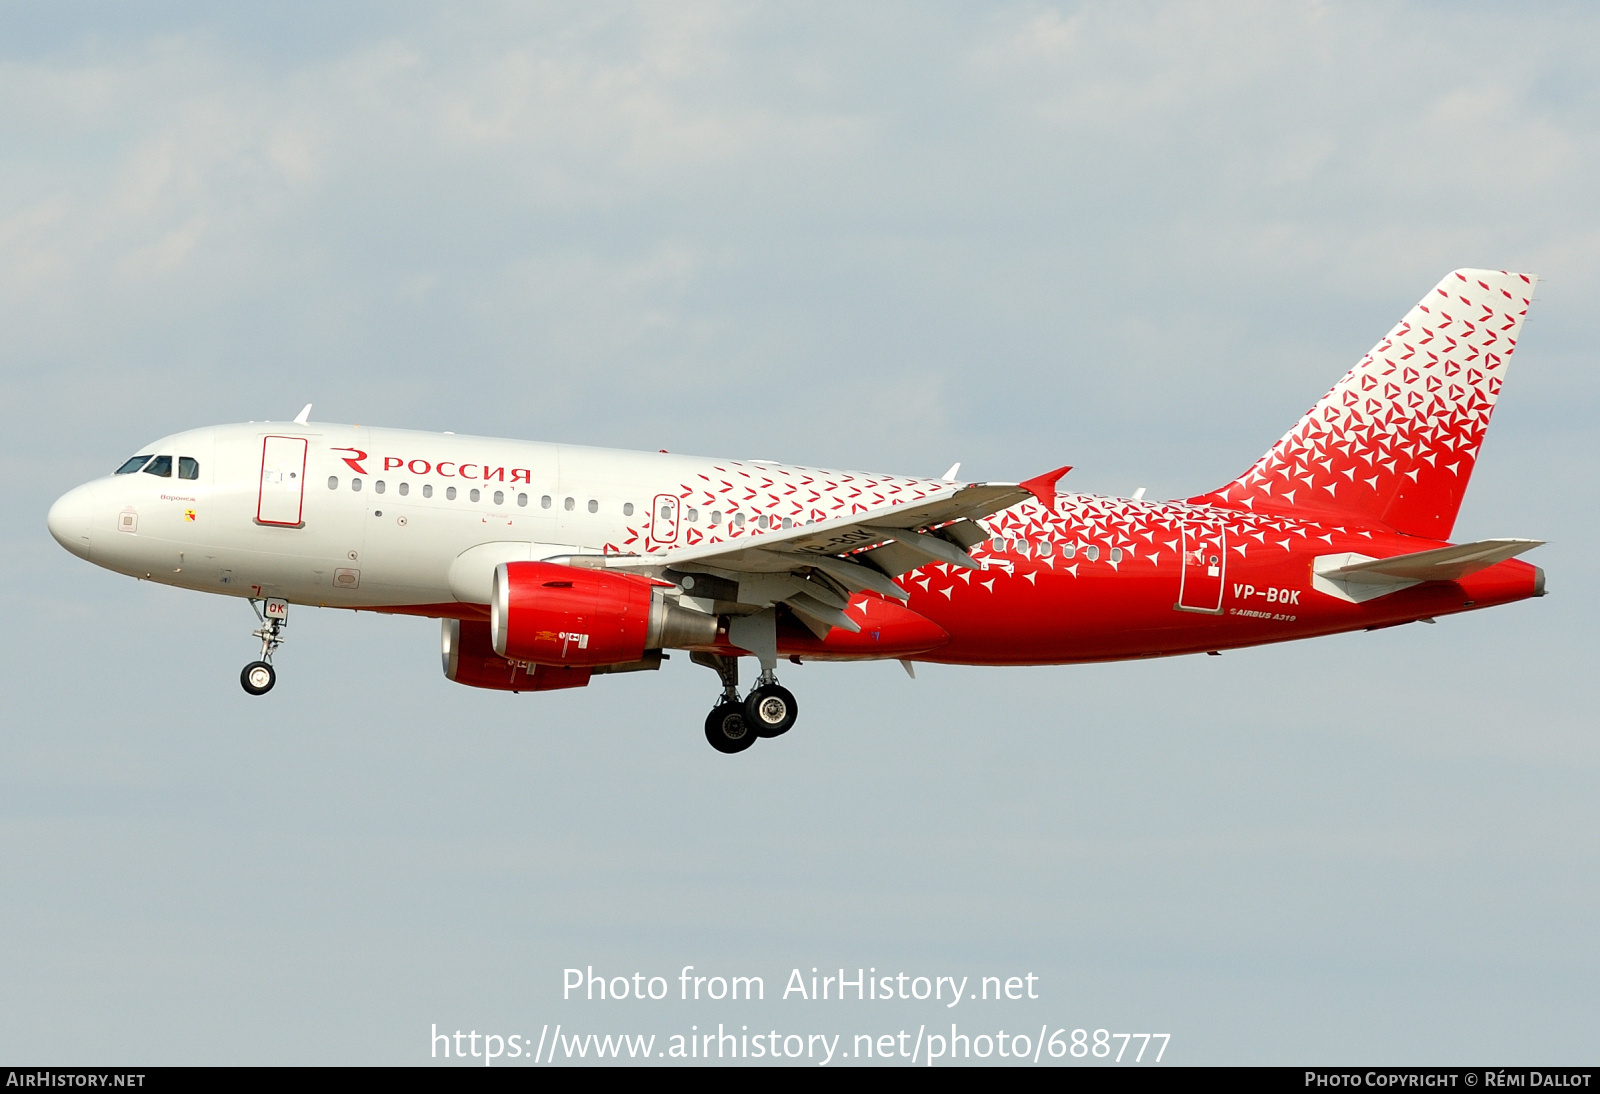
left=556, top=474, right=1064, bottom=638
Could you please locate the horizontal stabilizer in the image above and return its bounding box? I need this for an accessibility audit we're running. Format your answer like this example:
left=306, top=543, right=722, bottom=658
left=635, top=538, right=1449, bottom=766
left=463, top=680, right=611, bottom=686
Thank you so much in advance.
left=1313, top=538, right=1543, bottom=603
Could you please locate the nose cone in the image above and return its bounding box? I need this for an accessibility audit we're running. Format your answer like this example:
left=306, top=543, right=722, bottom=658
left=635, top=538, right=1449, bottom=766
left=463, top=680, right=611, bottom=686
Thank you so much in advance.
left=48, top=483, right=96, bottom=560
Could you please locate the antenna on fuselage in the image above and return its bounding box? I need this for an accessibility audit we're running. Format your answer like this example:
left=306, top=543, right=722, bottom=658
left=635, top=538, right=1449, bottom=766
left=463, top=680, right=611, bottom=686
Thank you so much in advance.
left=942, top=463, right=961, bottom=482
left=293, top=404, right=312, bottom=424
left=1132, top=487, right=1146, bottom=501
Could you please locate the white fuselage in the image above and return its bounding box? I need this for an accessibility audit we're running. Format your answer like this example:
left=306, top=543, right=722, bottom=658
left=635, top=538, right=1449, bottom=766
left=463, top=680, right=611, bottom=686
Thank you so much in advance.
left=47, top=422, right=948, bottom=610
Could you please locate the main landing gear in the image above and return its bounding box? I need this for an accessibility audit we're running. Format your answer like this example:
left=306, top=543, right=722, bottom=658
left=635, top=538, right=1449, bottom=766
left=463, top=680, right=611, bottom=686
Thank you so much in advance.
left=691, top=650, right=801, bottom=756
left=746, top=676, right=798, bottom=738
left=241, top=598, right=288, bottom=696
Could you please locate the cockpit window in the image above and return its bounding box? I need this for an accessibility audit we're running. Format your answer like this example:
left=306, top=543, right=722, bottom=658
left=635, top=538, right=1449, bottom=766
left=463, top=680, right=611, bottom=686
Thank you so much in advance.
left=142, top=455, right=173, bottom=478
left=178, top=457, right=199, bottom=480
left=115, top=456, right=152, bottom=474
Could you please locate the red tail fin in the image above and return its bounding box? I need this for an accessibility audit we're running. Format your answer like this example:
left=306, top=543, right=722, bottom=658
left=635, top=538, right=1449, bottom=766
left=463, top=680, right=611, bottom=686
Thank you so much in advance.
left=1195, top=270, right=1536, bottom=538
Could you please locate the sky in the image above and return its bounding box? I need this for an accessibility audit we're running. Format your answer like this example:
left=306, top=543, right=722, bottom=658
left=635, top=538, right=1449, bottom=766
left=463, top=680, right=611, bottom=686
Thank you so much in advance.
left=2, top=1, right=1597, bottom=1065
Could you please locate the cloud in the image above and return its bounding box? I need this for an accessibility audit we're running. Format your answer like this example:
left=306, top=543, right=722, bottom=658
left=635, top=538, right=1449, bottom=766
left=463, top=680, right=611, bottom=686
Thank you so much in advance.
left=5, top=2, right=1600, bottom=1063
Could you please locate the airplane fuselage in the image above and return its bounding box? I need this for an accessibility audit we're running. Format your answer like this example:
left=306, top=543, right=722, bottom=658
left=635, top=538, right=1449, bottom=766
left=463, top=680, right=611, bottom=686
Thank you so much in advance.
left=44, top=269, right=1547, bottom=752
left=49, top=422, right=1542, bottom=668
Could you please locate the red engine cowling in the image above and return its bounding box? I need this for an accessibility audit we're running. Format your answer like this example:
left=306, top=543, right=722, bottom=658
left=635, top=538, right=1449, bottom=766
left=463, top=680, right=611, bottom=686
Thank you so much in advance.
left=441, top=618, right=592, bottom=691
left=491, top=560, right=716, bottom=667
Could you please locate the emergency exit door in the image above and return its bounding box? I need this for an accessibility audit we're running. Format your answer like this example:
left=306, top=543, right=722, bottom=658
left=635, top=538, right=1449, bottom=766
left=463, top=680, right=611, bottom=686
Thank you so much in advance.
left=257, top=436, right=308, bottom=526
left=651, top=494, right=680, bottom=544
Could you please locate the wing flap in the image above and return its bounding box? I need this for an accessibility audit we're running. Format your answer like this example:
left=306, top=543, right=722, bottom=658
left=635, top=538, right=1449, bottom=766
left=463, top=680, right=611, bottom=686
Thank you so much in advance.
left=780, top=552, right=909, bottom=602
left=882, top=530, right=982, bottom=570
left=785, top=592, right=861, bottom=635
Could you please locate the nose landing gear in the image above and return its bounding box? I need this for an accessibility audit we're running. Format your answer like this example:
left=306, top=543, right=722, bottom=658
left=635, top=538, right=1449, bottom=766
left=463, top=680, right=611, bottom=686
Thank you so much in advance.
left=241, top=598, right=288, bottom=696
left=241, top=660, right=276, bottom=695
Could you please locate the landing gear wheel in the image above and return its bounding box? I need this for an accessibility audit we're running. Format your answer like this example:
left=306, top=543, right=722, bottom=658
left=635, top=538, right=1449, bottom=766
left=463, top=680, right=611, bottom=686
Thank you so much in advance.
left=705, top=703, right=755, bottom=754
left=744, top=683, right=798, bottom=738
left=241, top=661, right=276, bottom=696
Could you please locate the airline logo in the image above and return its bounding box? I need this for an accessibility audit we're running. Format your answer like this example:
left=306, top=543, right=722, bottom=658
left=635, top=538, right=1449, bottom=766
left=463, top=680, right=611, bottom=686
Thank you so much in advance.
left=330, top=447, right=537, bottom=484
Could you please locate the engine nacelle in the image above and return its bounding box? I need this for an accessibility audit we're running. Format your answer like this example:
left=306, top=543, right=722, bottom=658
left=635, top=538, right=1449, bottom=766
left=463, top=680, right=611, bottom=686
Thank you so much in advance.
left=490, top=560, right=718, bottom=666
left=441, top=618, right=591, bottom=691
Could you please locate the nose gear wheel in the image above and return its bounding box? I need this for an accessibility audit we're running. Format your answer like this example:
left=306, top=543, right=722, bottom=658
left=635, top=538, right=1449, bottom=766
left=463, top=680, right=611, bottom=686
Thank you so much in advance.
left=241, top=598, right=288, bottom=696
left=241, top=661, right=276, bottom=695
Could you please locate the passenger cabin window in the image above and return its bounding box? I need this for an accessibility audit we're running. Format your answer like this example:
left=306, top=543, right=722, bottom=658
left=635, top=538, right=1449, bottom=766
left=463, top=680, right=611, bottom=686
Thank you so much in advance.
left=422, top=484, right=433, bottom=498
left=733, top=512, right=744, bottom=527
left=143, top=455, right=173, bottom=478
left=587, top=499, right=598, bottom=514
left=623, top=502, right=634, bottom=516
left=351, top=478, right=363, bottom=492
left=493, top=490, right=504, bottom=505
left=470, top=488, right=480, bottom=503
left=517, top=493, right=527, bottom=507
left=446, top=487, right=456, bottom=500
left=178, top=457, right=199, bottom=480
left=565, top=497, right=575, bottom=511
left=542, top=496, right=552, bottom=509
left=116, top=456, right=152, bottom=474
left=328, top=476, right=339, bottom=490
left=374, top=480, right=386, bottom=494
left=1084, top=545, right=1099, bottom=561
left=398, top=482, right=409, bottom=496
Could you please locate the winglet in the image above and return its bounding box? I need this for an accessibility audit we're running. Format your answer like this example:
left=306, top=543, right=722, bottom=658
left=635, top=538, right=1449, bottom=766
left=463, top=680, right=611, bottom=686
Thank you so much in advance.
left=1018, top=466, right=1072, bottom=513
left=293, top=404, right=312, bottom=424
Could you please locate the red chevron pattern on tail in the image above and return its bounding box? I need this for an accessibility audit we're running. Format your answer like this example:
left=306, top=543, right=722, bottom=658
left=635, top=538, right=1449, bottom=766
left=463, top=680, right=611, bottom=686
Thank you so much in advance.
left=1196, top=270, right=1536, bottom=539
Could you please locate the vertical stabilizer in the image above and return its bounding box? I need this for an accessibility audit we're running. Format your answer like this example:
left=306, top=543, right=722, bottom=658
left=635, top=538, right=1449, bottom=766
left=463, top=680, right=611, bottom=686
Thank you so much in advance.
left=1196, top=270, right=1536, bottom=539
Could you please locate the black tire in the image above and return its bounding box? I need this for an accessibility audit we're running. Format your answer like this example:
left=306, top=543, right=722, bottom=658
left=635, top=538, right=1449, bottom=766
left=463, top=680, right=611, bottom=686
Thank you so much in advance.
left=241, top=661, right=276, bottom=696
left=705, top=703, right=755, bottom=754
left=744, top=683, right=798, bottom=738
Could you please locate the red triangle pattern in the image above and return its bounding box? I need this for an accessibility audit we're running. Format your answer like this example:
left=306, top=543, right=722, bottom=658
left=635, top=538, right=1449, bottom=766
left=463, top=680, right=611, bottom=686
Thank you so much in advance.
left=1207, top=270, right=1533, bottom=538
